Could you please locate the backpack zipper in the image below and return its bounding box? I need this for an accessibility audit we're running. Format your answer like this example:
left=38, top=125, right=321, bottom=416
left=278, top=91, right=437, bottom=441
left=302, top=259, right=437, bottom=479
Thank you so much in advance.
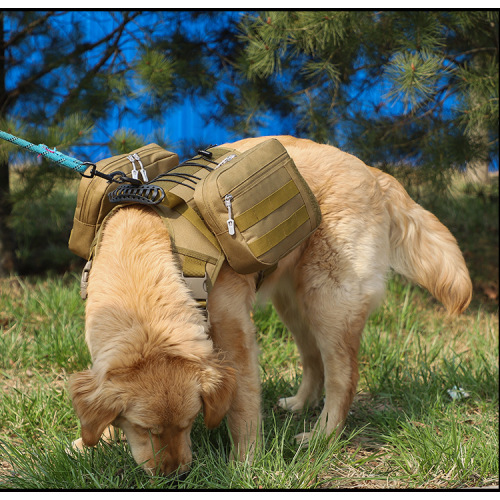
left=127, top=155, right=139, bottom=180
left=80, top=146, right=157, bottom=220
left=224, top=194, right=235, bottom=235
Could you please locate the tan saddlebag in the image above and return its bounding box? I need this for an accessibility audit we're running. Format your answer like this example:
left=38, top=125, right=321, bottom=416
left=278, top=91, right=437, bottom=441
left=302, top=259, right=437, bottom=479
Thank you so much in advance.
left=68, top=143, right=179, bottom=259
left=193, top=139, right=321, bottom=274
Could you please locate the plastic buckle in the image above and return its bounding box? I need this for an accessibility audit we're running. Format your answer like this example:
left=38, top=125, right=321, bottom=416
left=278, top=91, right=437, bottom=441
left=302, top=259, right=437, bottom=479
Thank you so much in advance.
left=79, top=162, right=98, bottom=178
left=80, top=260, right=92, bottom=300
left=182, top=273, right=208, bottom=303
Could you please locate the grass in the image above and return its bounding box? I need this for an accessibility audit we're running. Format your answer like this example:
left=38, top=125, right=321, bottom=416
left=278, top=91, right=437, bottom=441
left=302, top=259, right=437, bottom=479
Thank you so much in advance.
left=0, top=177, right=498, bottom=490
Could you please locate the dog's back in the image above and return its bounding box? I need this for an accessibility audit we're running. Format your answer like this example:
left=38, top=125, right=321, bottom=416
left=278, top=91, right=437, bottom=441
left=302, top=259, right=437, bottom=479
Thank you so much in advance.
left=226, top=135, right=472, bottom=315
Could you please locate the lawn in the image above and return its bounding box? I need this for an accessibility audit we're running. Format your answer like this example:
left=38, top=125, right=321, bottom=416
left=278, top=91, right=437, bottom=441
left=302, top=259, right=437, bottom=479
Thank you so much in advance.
left=0, top=176, right=498, bottom=490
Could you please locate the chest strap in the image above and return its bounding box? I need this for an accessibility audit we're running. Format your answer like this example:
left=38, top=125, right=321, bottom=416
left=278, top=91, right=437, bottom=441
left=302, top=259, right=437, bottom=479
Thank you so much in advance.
left=80, top=204, right=225, bottom=308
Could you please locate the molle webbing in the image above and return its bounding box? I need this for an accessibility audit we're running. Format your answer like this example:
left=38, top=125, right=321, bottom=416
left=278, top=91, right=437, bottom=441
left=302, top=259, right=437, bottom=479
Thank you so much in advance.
left=193, top=139, right=322, bottom=274
left=147, top=147, right=240, bottom=295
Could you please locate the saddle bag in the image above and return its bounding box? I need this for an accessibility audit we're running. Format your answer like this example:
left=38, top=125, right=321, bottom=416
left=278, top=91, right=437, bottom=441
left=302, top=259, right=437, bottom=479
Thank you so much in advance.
left=68, top=143, right=179, bottom=259
left=194, top=139, right=322, bottom=274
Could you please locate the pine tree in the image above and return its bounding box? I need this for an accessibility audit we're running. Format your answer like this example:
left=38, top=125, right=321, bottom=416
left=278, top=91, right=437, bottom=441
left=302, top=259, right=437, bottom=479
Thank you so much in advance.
left=0, top=12, right=136, bottom=274
left=0, top=12, right=170, bottom=275
left=0, top=11, right=242, bottom=274
left=1, top=11, right=497, bottom=275
left=216, top=11, right=498, bottom=184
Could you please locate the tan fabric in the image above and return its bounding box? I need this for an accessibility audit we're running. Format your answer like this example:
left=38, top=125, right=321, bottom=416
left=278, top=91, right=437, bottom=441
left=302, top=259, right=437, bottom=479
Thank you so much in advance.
left=194, top=139, right=322, bottom=274
left=72, top=140, right=321, bottom=303
left=154, top=204, right=226, bottom=295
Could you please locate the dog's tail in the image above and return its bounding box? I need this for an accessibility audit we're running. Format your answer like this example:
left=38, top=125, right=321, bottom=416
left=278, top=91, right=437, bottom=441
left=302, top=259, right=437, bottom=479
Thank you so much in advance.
left=374, top=169, right=472, bottom=315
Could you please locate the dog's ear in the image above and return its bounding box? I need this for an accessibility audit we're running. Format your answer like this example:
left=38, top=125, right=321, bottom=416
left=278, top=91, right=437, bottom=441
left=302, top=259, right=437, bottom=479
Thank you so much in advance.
left=68, top=370, right=121, bottom=447
left=200, top=360, right=237, bottom=429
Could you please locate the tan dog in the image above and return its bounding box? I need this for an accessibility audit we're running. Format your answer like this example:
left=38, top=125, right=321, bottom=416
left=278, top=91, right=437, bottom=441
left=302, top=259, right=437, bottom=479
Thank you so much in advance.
left=69, top=136, right=472, bottom=475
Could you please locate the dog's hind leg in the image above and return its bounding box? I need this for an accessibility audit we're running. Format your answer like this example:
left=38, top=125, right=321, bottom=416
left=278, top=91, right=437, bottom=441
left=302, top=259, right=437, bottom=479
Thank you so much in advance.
left=279, top=228, right=386, bottom=444
left=272, top=275, right=367, bottom=443
left=271, top=278, right=325, bottom=412
left=307, top=298, right=366, bottom=442
left=296, top=272, right=383, bottom=444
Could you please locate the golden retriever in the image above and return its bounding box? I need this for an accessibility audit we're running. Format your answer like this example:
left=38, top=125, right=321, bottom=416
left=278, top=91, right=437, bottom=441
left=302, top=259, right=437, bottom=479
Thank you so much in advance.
left=69, top=136, right=472, bottom=476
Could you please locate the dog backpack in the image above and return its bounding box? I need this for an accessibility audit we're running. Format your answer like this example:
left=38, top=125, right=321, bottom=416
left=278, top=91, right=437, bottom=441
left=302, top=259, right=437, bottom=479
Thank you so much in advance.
left=68, top=143, right=179, bottom=260
left=106, top=139, right=322, bottom=282
left=75, top=139, right=321, bottom=303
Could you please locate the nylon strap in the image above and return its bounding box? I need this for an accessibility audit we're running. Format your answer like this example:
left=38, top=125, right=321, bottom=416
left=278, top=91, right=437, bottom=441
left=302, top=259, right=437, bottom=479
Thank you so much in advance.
left=182, top=254, right=208, bottom=277
left=155, top=203, right=225, bottom=298
left=248, top=205, right=310, bottom=257
left=173, top=203, right=220, bottom=250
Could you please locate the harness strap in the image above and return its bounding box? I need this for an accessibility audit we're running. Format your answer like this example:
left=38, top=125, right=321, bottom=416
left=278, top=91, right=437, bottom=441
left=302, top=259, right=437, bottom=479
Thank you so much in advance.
left=154, top=203, right=226, bottom=301
left=173, top=203, right=220, bottom=250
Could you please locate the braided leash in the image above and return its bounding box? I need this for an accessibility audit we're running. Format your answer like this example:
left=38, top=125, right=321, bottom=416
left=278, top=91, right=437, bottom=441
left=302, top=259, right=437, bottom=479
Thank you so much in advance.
left=0, top=129, right=91, bottom=173
left=0, top=129, right=133, bottom=183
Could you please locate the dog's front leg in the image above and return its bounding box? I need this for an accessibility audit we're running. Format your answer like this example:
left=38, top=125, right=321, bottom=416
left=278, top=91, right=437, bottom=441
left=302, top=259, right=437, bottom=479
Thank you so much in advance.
left=207, top=266, right=261, bottom=462
left=72, top=424, right=123, bottom=451
left=208, top=308, right=261, bottom=462
left=224, top=328, right=261, bottom=462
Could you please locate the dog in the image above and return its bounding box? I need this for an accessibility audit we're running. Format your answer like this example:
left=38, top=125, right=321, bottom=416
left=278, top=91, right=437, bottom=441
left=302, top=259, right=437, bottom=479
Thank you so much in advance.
left=69, top=136, right=472, bottom=476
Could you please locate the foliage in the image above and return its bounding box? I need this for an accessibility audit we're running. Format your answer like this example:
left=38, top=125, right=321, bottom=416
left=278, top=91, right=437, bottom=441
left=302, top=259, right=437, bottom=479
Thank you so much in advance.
left=0, top=10, right=498, bottom=276
left=9, top=182, right=80, bottom=275
left=2, top=10, right=498, bottom=176
left=225, top=11, right=498, bottom=177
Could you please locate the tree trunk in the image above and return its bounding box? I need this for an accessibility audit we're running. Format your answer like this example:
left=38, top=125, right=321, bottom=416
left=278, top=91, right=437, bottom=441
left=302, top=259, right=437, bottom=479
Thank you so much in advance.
left=0, top=159, right=16, bottom=277
left=0, top=14, right=17, bottom=276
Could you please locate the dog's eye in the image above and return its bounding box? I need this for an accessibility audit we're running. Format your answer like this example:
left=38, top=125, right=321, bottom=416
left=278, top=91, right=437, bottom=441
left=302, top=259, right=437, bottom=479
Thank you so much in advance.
left=148, top=426, right=163, bottom=435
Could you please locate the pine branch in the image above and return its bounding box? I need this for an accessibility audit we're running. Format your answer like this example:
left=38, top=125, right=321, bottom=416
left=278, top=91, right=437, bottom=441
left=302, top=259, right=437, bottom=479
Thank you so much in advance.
left=3, top=11, right=56, bottom=48
left=5, top=11, right=141, bottom=108
left=53, top=15, right=137, bottom=120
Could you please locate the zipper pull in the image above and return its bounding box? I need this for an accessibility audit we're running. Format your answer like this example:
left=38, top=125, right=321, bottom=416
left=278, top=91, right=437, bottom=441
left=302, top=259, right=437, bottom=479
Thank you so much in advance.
left=133, top=153, right=149, bottom=182
left=127, top=155, right=139, bottom=180
left=224, top=194, right=235, bottom=235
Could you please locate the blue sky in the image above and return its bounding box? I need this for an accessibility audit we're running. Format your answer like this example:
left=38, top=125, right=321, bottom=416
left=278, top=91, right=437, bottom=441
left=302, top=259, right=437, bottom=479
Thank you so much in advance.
left=4, top=11, right=248, bottom=161
left=4, top=10, right=497, bottom=170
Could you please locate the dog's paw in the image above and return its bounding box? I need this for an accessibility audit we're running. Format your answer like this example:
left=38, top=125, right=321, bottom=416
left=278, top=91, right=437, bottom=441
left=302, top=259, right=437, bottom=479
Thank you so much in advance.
left=293, top=432, right=312, bottom=448
left=278, top=396, right=306, bottom=412
left=71, top=438, right=86, bottom=452
left=65, top=438, right=86, bottom=456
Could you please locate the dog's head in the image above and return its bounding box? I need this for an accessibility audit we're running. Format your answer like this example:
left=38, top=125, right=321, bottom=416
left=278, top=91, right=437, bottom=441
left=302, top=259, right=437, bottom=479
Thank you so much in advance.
left=69, top=354, right=236, bottom=476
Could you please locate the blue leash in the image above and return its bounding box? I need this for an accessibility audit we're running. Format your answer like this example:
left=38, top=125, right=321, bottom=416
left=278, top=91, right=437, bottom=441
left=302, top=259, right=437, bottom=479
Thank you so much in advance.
left=0, top=129, right=131, bottom=183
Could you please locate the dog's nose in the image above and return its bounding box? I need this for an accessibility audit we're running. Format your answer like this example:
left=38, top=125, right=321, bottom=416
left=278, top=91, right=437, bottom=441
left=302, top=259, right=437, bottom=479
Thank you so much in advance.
left=160, top=461, right=191, bottom=478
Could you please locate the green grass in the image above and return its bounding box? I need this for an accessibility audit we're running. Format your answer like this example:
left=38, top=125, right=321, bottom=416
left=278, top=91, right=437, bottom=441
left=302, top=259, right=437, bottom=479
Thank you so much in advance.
left=0, top=274, right=497, bottom=490
left=0, top=179, right=498, bottom=489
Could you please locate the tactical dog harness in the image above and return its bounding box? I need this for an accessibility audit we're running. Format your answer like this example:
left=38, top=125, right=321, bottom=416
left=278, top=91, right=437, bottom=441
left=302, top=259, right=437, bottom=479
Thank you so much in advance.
left=0, top=131, right=321, bottom=306
left=74, top=140, right=322, bottom=307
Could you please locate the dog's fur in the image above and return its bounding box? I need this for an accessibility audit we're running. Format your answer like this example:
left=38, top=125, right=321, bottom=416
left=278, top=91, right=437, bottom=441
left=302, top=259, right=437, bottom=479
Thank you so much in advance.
left=69, top=136, right=472, bottom=475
